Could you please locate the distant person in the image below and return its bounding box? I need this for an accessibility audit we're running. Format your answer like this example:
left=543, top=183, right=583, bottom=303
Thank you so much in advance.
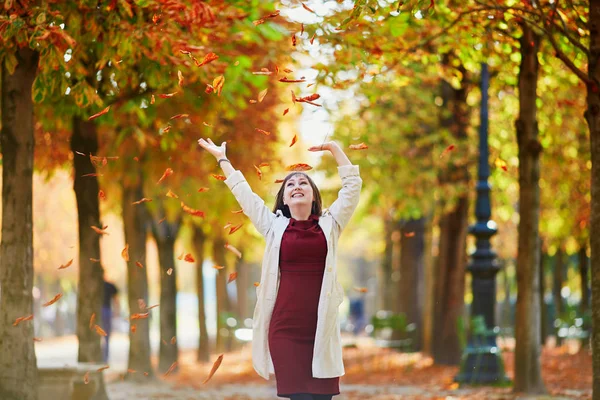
left=102, top=279, right=119, bottom=363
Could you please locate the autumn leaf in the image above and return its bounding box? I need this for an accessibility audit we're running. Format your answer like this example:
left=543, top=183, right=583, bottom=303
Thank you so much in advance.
left=98, top=190, right=106, bottom=200
left=97, top=366, right=110, bottom=372
left=202, top=122, right=213, bottom=127
left=283, top=108, right=289, bottom=116
left=404, top=232, right=415, bottom=237
left=89, top=313, right=96, bottom=329
left=224, top=243, right=242, bottom=259
left=291, top=34, right=297, bottom=47
left=229, top=223, right=243, bottom=235
left=184, top=253, right=195, bottom=263
left=121, top=244, right=129, bottom=262
left=177, top=252, right=184, bottom=260
left=249, top=100, right=257, bottom=104
left=159, top=92, right=178, bottom=98
left=196, top=52, right=219, bottom=67
left=151, top=95, right=155, bottom=104
left=157, top=168, right=174, bottom=184
left=177, top=70, right=184, bottom=87
left=258, top=88, right=268, bottom=103
left=170, top=337, right=176, bottom=345
left=181, top=202, right=205, bottom=217
left=254, top=165, right=263, bottom=180
left=285, top=163, right=312, bottom=171
left=231, top=209, right=244, bottom=214
left=310, top=33, right=316, bottom=44
left=94, top=324, right=107, bottom=336
left=90, top=258, right=100, bottom=263
left=131, top=312, right=149, bottom=320
left=349, top=142, right=368, bottom=150
left=127, top=369, right=136, bottom=373
left=354, top=287, right=368, bottom=293
left=254, top=282, right=260, bottom=287
left=136, top=261, right=144, bottom=269
left=132, top=197, right=152, bottom=205
left=255, top=128, right=271, bottom=136
left=169, top=113, right=189, bottom=121
left=33, top=337, right=43, bottom=342
left=84, top=372, right=90, bottom=385
left=211, top=174, right=227, bottom=180
left=275, top=179, right=284, bottom=183
left=164, top=361, right=178, bottom=377
left=213, top=75, right=225, bottom=96
left=302, top=3, right=315, bottom=13
left=252, top=10, right=280, bottom=25
left=58, top=259, right=73, bottom=270
left=439, top=144, right=456, bottom=158
left=279, top=77, right=306, bottom=83
left=203, top=354, right=224, bottom=384
left=258, top=163, right=270, bottom=168
left=213, top=265, right=225, bottom=270
left=166, top=189, right=179, bottom=198
left=88, top=106, right=110, bottom=121
left=228, top=272, right=238, bottom=283
left=197, top=187, right=210, bottom=192
left=91, top=225, right=109, bottom=235
left=289, top=134, right=298, bottom=147
left=13, top=314, right=33, bottom=326
left=495, top=158, right=508, bottom=172
left=301, top=23, right=304, bottom=35
left=42, top=293, right=62, bottom=307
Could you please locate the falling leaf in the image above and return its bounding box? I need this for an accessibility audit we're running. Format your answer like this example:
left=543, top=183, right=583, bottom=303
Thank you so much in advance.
left=213, top=265, right=225, bottom=270
left=307, top=83, right=314, bottom=88
left=94, top=325, right=107, bottom=336
left=254, top=165, right=263, bottom=180
left=289, top=134, right=298, bottom=147
left=224, top=243, right=242, bottom=259
left=136, top=261, right=144, bottom=269
left=162, top=125, right=172, bottom=134
left=255, top=128, right=271, bottom=136
left=229, top=223, right=244, bottom=235
left=58, top=259, right=73, bottom=270
left=252, top=10, right=280, bottom=25
left=42, top=293, right=62, bottom=307
left=127, top=369, right=136, bottom=374
left=203, top=354, right=224, bottom=384
left=88, top=106, right=110, bottom=121
left=231, top=209, right=244, bottom=214
left=404, top=232, right=415, bottom=237
left=91, top=225, right=109, bottom=235
left=196, top=52, right=219, bottom=67
left=184, top=253, right=195, bottom=263
left=177, top=70, right=184, bottom=87
left=251, top=70, right=273, bottom=75
left=132, top=197, right=152, bottom=205
left=33, top=337, right=43, bottom=342
left=205, top=84, right=214, bottom=94
left=151, top=95, right=155, bottom=104
left=258, top=163, right=270, bottom=168
left=310, top=33, right=316, bottom=44
left=164, top=361, right=178, bottom=377
left=133, top=156, right=139, bottom=162
left=297, top=93, right=320, bottom=102
left=75, top=151, right=86, bottom=156
left=157, top=168, right=174, bottom=184
left=495, top=158, right=508, bottom=172
left=167, top=268, right=173, bottom=275
left=353, top=287, right=368, bottom=293
left=249, top=99, right=257, bottom=104
left=197, top=187, right=210, bottom=192
left=152, top=13, right=159, bottom=23
left=177, top=253, right=184, bottom=260
left=258, top=88, right=268, bottom=103
left=89, top=313, right=96, bottom=329
left=13, top=314, right=33, bottom=326
left=166, top=189, right=179, bottom=198
left=90, top=258, right=100, bottom=263
left=181, top=202, right=205, bottom=217
left=285, top=163, right=312, bottom=171
left=159, top=92, right=178, bottom=98
left=291, top=34, right=297, bottom=47
left=97, top=366, right=110, bottom=372
left=121, top=244, right=129, bottom=262
left=283, top=108, right=289, bottom=116
left=169, top=113, right=189, bottom=120
left=228, top=272, right=238, bottom=283
left=213, top=75, right=225, bottom=96
left=84, top=372, right=90, bottom=385
left=254, top=282, right=260, bottom=287
left=131, top=312, right=149, bottom=320
left=98, top=190, right=106, bottom=200
left=302, top=3, right=315, bottom=13
left=170, top=337, right=176, bottom=345
left=211, top=174, right=227, bottom=181
left=349, top=143, right=368, bottom=150
left=202, top=122, right=213, bottom=127
left=279, top=77, right=306, bottom=83
left=439, top=144, right=456, bottom=158
left=275, top=179, right=284, bottom=183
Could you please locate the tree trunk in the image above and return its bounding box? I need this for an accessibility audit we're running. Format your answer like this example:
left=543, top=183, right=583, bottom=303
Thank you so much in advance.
left=150, top=205, right=180, bottom=374
left=579, top=243, right=590, bottom=316
left=540, top=248, right=548, bottom=346
left=553, top=246, right=565, bottom=346
left=192, top=226, right=210, bottom=362
left=432, top=197, right=468, bottom=365
left=432, top=55, right=470, bottom=366
left=421, top=215, right=435, bottom=355
left=212, top=236, right=232, bottom=353
left=0, top=46, right=39, bottom=400
left=397, top=218, right=425, bottom=350
left=122, top=177, right=153, bottom=379
left=513, top=24, right=546, bottom=394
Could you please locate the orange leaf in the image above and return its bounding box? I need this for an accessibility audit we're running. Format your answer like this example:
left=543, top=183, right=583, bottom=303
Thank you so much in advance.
left=132, top=197, right=152, bottom=205
left=279, top=77, right=305, bottom=83
left=252, top=10, right=280, bottom=25
left=224, top=243, right=242, bottom=259
left=258, top=88, right=268, bottom=103
left=197, top=187, right=210, bottom=192
left=159, top=92, right=178, bottom=98
left=169, top=113, right=189, bottom=120
left=203, top=354, right=224, bottom=384
left=353, top=287, right=368, bottom=293
left=197, top=52, right=219, bottom=67
left=440, top=144, right=456, bottom=158
left=349, top=142, right=368, bottom=150
left=91, top=225, right=109, bottom=235
left=170, top=336, right=176, bottom=345
left=285, top=163, right=312, bottom=171
left=84, top=371, right=90, bottom=385
left=202, top=122, right=213, bottom=127
left=283, top=108, right=289, bottom=116
left=42, top=293, right=62, bottom=307
left=205, top=84, right=214, bottom=94
left=213, top=265, right=225, bottom=270
left=254, top=165, right=263, bottom=180
left=58, top=259, right=73, bottom=270
left=227, top=272, right=238, bottom=283
left=302, top=3, right=315, bottom=13
left=88, top=106, right=110, bottom=121
left=404, top=232, right=415, bottom=237
left=289, top=134, right=298, bottom=147
left=231, top=209, right=244, bottom=214
left=211, top=174, right=227, bottom=181
left=213, top=75, right=225, bottom=96
left=184, top=253, right=195, bottom=263
left=229, top=223, right=244, bottom=235
left=98, top=190, right=106, bottom=200
left=166, top=189, right=179, bottom=198
left=163, top=125, right=171, bottom=133
left=121, top=244, right=129, bottom=262
left=94, top=324, right=107, bottom=336
left=164, top=361, right=178, bottom=377
left=301, top=23, right=304, bottom=35
left=33, top=337, right=43, bottom=342
left=97, top=366, right=110, bottom=372
left=127, top=369, right=137, bottom=373
left=130, top=312, right=149, bottom=320
left=275, top=179, right=284, bottom=183
left=157, top=168, right=174, bottom=184
left=255, top=128, right=271, bottom=136
left=254, top=282, right=260, bottom=287
left=89, top=313, right=96, bottom=329
left=258, top=163, right=270, bottom=168
left=177, top=252, right=184, bottom=260
left=13, top=314, right=33, bottom=326
left=151, top=95, right=155, bottom=104
left=177, top=70, right=184, bottom=87
left=249, top=99, right=257, bottom=104
left=90, top=258, right=100, bottom=263
left=310, top=33, right=316, bottom=44
left=181, top=202, right=205, bottom=217
left=136, top=261, right=144, bottom=269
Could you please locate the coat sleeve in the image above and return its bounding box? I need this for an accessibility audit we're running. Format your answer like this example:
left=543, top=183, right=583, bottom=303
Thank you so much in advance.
left=224, top=170, right=276, bottom=238
left=327, top=164, right=362, bottom=232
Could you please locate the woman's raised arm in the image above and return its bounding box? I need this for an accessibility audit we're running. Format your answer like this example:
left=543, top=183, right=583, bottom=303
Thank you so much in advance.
left=198, top=138, right=276, bottom=237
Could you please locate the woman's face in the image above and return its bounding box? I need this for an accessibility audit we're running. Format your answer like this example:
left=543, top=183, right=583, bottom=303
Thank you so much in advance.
left=283, top=174, right=314, bottom=208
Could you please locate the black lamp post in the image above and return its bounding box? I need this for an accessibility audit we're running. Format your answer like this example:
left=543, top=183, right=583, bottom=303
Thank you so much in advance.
left=454, top=63, right=510, bottom=384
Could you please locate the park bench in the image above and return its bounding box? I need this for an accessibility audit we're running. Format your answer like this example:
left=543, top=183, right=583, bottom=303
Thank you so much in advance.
left=38, top=361, right=106, bottom=400
left=370, top=310, right=416, bottom=351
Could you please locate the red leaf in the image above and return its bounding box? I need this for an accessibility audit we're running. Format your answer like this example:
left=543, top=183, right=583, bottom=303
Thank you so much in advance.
left=184, top=253, right=195, bottom=263
left=283, top=108, right=290, bottom=116
left=88, top=106, right=110, bottom=121
left=289, top=134, right=298, bottom=147
left=439, top=144, right=456, bottom=158
left=181, top=202, right=205, bottom=217
left=255, top=128, right=271, bottom=136
left=58, top=259, right=73, bottom=270
left=169, top=113, right=189, bottom=120
left=157, top=168, right=174, bottom=184
left=159, top=92, right=178, bottom=98
left=211, top=174, right=227, bottom=181
left=196, top=52, right=219, bottom=67
left=285, top=163, right=312, bottom=171
left=254, top=165, right=263, bottom=180
left=302, top=3, right=315, bottom=13
left=227, top=272, right=238, bottom=283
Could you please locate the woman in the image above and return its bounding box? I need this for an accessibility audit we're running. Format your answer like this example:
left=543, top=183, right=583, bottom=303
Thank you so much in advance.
left=198, top=137, right=362, bottom=400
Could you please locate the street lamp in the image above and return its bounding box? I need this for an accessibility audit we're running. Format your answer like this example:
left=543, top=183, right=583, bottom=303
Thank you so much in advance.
left=454, top=63, right=510, bottom=385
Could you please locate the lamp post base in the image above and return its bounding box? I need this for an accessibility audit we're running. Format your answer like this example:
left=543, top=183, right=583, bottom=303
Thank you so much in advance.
left=454, top=348, right=511, bottom=385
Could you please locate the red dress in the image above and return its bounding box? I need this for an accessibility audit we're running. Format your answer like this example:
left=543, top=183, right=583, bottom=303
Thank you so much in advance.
left=268, top=214, right=340, bottom=398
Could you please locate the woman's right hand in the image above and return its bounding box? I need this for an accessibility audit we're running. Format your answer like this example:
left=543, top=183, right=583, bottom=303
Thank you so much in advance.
left=198, top=137, right=227, bottom=160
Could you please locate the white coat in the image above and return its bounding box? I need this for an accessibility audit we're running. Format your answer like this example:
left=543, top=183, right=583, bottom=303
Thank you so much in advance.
left=224, top=164, right=362, bottom=380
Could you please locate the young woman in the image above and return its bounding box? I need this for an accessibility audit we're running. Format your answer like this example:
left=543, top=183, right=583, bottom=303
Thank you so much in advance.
left=198, top=137, right=362, bottom=400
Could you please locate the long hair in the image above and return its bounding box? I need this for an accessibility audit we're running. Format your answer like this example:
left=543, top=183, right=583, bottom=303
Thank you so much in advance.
left=272, top=172, right=322, bottom=218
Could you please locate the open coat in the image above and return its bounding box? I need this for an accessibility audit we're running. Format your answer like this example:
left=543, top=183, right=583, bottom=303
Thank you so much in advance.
left=224, top=164, right=362, bottom=380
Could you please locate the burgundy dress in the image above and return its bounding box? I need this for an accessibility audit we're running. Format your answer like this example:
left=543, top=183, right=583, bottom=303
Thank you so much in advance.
left=268, top=214, right=340, bottom=398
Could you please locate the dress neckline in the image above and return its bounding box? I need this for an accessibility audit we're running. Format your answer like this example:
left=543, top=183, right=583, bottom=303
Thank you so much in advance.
left=289, top=214, right=320, bottom=226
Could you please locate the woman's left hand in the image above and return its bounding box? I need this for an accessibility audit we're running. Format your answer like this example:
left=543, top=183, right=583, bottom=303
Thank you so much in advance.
left=308, top=141, right=340, bottom=153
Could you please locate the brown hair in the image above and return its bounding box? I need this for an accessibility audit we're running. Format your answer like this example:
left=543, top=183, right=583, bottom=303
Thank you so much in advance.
left=272, top=172, right=322, bottom=218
